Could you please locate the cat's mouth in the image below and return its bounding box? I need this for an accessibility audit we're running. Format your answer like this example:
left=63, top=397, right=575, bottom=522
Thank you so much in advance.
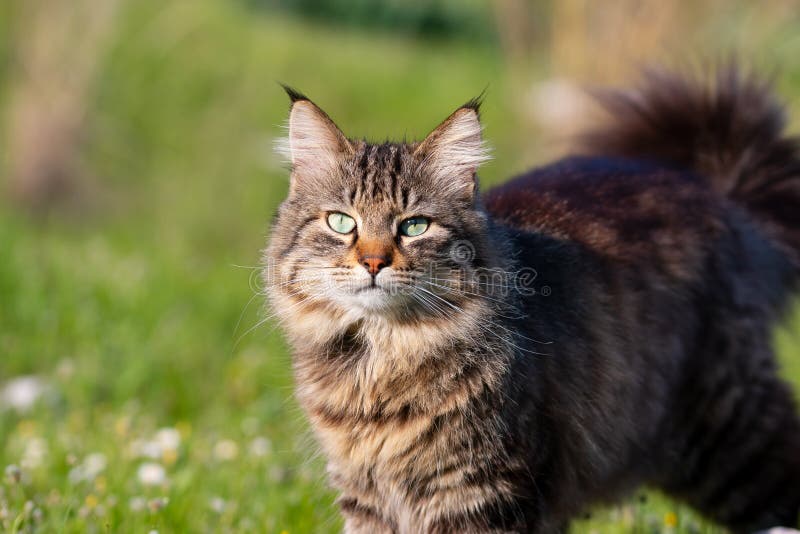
left=357, top=284, right=382, bottom=293
left=347, top=272, right=391, bottom=293
left=324, top=270, right=424, bottom=312
left=354, top=281, right=396, bottom=297
left=346, top=287, right=392, bottom=312
left=342, top=278, right=413, bottom=312
left=356, top=276, right=386, bottom=291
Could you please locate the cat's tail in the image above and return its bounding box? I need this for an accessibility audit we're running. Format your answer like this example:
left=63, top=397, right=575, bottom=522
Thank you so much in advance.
left=578, top=65, right=800, bottom=268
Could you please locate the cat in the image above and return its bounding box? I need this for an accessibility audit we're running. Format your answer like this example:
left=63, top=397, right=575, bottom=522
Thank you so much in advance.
left=263, top=68, right=800, bottom=533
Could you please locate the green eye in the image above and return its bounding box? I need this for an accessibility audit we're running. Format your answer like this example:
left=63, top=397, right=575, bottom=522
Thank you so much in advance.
left=327, top=212, right=356, bottom=234
left=399, top=217, right=429, bottom=237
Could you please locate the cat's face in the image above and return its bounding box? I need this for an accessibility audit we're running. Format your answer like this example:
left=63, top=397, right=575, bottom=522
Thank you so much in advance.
left=266, top=90, right=492, bottom=323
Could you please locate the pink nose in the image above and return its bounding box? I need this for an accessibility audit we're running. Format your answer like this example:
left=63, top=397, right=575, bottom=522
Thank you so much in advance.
left=360, top=255, right=390, bottom=276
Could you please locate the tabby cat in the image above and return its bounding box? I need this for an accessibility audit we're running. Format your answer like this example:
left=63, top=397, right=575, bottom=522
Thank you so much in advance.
left=263, top=68, right=800, bottom=533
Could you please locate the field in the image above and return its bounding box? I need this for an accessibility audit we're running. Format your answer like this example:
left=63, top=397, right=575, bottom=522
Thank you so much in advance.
left=2, top=1, right=800, bottom=532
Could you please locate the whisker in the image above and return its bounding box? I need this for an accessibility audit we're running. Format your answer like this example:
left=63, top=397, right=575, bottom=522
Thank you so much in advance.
left=234, top=289, right=326, bottom=349
left=414, top=285, right=551, bottom=354
left=420, top=279, right=528, bottom=320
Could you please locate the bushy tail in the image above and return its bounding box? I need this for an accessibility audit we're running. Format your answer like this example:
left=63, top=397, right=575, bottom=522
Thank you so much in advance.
left=578, top=66, right=800, bottom=266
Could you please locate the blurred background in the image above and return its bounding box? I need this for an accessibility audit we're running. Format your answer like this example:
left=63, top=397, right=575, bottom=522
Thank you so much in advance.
left=2, top=0, right=800, bottom=531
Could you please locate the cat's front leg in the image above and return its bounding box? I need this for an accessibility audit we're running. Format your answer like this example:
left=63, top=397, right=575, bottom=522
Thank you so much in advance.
left=338, top=496, right=394, bottom=534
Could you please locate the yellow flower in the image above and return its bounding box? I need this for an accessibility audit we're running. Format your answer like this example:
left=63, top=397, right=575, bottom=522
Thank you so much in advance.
left=664, top=511, right=678, bottom=528
left=94, top=476, right=107, bottom=493
left=16, top=420, right=37, bottom=437
left=85, top=494, right=99, bottom=509
left=162, top=448, right=178, bottom=466
left=114, top=417, right=130, bottom=438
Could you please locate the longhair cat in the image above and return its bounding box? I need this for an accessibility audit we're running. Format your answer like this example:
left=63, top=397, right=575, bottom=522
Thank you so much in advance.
left=263, top=68, right=800, bottom=533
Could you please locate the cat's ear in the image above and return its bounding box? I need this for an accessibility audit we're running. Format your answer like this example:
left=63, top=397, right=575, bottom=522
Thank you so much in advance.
left=414, top=98, right=491, bottom=200
left=277, top=86, right=352, bottom=188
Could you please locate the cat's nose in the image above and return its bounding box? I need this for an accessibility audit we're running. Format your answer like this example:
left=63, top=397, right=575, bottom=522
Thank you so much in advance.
left=360, top=254, right=390, bottom=276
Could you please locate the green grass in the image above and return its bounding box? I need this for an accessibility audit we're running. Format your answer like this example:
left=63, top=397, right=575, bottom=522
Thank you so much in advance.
left=1, top=1, right=800, bottom=531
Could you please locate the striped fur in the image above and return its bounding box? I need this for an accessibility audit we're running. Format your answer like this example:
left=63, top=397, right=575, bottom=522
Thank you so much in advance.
left=264, top=69, right=800, bottom=533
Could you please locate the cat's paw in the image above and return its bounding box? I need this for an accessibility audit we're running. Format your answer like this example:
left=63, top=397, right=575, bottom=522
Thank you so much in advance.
left=754, top=528, right=800, bottom=534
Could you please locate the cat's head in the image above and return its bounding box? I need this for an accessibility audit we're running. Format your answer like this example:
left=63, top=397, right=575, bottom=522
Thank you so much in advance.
left=265, top=88, right=495, bottom=330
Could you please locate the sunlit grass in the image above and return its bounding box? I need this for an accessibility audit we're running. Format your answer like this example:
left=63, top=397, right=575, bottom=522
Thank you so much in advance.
left=2, top=1, right=800, bottom=531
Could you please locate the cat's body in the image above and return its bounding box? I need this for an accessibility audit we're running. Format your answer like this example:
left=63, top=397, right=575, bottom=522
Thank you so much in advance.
left=264, top=70, right=800, bottom=533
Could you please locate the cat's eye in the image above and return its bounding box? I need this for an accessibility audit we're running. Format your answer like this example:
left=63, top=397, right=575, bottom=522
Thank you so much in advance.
left=399, top=217, right=429, bottom=237
left=327, top=212, right=356, bottom=234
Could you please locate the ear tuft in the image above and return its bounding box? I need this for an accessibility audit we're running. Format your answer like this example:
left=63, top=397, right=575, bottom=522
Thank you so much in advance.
left=280, top=83, right=309, bottom=104
left=460, top=90, right=486, bottom=114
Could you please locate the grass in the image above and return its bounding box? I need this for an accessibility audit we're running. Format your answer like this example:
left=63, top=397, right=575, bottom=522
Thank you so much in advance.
left=1, top=1, right=800, bottom=531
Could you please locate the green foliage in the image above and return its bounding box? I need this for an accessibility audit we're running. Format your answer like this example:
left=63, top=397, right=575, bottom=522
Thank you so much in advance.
left=0, top=1, right=799, bottom=531
left=243, top=0, right=497, bottom=42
